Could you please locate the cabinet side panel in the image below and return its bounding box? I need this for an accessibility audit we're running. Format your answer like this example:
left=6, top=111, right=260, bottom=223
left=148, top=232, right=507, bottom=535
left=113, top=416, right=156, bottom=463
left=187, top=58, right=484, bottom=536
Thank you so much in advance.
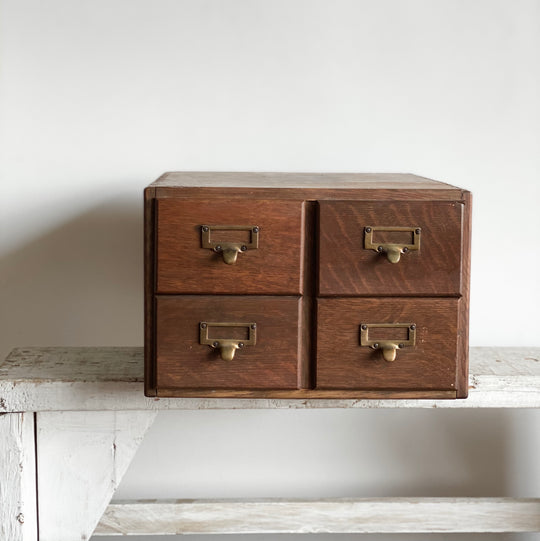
left=456, top=191, right=472, bottom=398
left=144, top=187, right=157, bottom=396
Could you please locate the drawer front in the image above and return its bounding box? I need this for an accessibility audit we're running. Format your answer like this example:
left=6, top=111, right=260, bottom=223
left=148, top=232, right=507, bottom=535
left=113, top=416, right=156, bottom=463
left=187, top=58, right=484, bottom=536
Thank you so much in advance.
left=316, top=298, right=460, bottom=390
left=156, top=199, right=304, bottom=294
left=318, top=201, right=463, bottom=296
left=156, top=296, right=302, bottom=390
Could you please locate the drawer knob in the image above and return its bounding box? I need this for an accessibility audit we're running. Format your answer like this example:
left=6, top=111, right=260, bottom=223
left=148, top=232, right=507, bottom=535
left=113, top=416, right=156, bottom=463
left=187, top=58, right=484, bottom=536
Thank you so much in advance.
left=201, top=225, right=260, bottom=265
left=360, top=323, right=416, bottom=362
left=364, top=226, right=421, bottom=264
left=199, top=322, right=257, bottom=361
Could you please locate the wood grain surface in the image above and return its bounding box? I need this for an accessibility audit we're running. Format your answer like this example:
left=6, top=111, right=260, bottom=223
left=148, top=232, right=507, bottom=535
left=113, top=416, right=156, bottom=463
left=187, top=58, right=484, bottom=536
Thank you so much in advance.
left=316, top=298, right=460, bottom=391
left=151, top=172, right=465, bottom=201
left=145, top=175, right=471, bottom=398
left=144, top=187, right=157, bottom=396
left=156, top=296, right=302, bottom=391
left=95, top=497, right=540, bottom=535
left=152, top=172, right=459, bottom=189
left=156, top=199, right=304, bottom=295
left=456, top=191, right=473, bottom=397
left=318, top=200, right=463, bottom=296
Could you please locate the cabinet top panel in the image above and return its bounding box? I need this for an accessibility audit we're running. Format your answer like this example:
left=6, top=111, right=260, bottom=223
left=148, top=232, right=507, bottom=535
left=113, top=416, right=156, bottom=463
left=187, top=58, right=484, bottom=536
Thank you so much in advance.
left=148, top=172, right=469, bottom=201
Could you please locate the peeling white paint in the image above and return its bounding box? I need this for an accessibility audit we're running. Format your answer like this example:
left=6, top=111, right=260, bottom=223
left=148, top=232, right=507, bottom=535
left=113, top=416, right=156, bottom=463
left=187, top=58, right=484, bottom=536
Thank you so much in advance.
left=1, top=347, right=540, bottom=411
left=0, top=413, right=37, bottom=541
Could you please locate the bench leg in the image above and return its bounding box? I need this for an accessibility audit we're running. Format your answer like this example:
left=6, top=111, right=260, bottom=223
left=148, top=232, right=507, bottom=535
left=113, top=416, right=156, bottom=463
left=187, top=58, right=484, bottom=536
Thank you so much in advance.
left=35, top=410, right=157, bottom=541
left=0, top=412, right=38, bottom=541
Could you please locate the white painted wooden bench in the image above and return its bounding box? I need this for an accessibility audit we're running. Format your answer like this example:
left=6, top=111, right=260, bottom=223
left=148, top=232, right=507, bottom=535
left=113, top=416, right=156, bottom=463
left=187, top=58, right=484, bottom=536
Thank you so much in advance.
left=1, top=347, right=539, bottom=540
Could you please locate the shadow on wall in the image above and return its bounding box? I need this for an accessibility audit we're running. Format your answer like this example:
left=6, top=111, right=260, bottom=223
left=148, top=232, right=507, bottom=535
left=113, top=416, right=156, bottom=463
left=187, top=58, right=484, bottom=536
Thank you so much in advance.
left=128, top=408, right=513, bottom=500
left=0, top=197, right=143, bottom=360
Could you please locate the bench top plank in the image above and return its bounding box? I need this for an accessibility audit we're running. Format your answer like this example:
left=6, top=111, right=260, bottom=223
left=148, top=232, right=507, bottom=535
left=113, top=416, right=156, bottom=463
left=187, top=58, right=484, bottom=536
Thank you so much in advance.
left=1, top=347, right=539, bottom=412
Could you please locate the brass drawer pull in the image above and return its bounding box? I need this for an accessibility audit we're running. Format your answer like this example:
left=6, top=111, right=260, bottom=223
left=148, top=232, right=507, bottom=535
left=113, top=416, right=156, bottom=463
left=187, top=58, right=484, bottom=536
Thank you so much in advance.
left=199, top=322, right=257, bottom=361
left=364, top=226, right=421, bottom=263
left=201, top=225, right=260, bottom=265
left=360, top=323, right=416, bottom=362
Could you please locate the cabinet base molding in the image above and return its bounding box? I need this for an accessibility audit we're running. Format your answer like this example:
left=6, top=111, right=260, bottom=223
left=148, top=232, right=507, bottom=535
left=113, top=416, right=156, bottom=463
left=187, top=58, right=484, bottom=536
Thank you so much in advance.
left=157, top=388, right=457, bottom=399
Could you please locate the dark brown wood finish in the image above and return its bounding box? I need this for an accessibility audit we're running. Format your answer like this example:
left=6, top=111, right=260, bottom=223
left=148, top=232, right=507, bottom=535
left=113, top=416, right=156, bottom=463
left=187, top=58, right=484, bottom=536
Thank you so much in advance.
left=156, top=187, right=464, bottom=201
left=156, top=389, right=457, bottom=399
left=144, top=186, right=157, bottom=396
left=153, top=171, right=459, bottom=188
left=299, top=201, right=317, bottom=389
left=145, top=173, right=471, bottom=399
left=156, top=199, right=304, bottom=295
left=456, top=191, right=473, bottom=397
left=156, top=296, right=303, bottom=391
left=318, top=201, right=463, bottom=296
left=317, top=298, right=460, bottom=391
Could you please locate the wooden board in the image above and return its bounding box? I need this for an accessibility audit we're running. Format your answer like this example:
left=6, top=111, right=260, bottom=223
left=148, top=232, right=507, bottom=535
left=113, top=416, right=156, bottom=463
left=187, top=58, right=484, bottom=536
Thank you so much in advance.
left=94, top=497, right=540, bottom=534
left=456, top=190, right=473, bottom=397
left=155, top=296, right=303, bottom=390
left=1, top=347, right=539, bottom=410
left=0, top=413, right=37, bottom=541
left=318, top=200, right=464, bottom=296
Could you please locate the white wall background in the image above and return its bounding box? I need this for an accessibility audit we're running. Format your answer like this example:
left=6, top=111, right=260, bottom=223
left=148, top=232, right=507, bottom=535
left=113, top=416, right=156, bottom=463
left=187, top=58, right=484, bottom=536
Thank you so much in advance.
left=1, top=0, right=539, bottom=540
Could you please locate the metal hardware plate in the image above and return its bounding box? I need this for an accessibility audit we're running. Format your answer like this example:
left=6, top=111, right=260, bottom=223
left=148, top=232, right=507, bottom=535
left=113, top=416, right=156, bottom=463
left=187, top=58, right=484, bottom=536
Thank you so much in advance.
left=364, top=226, right=421, bottom=263
left=201, top=225, right=259, bottom=265
left=360, top=323, right=417, bottom=362
left=199, top=322, right=257, bottom=361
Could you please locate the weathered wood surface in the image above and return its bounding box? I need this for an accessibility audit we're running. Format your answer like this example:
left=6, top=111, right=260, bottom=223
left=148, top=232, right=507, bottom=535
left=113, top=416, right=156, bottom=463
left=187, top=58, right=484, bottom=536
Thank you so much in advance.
left=0, top=347, right=539, bottom=411
left=95, top=498, right=540, bottom=534
left=0, top=413, right=38, bottom=541
left=37, top=410, right=156, bottom=541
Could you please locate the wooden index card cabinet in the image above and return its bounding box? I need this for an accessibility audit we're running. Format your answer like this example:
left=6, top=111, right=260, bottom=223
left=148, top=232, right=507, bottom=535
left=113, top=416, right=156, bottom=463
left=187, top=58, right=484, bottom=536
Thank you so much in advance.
left=144, top=173, right=471, bottom=399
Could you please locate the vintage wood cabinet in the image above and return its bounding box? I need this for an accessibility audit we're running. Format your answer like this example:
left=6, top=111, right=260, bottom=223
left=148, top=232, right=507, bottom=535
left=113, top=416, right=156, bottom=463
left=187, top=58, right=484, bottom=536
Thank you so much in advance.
left=145, top=172, right=471, bottom=399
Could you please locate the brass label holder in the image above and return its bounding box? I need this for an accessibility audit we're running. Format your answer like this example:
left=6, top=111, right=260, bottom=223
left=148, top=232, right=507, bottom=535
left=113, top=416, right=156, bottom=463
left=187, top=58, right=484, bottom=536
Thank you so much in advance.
left=364, top=226, right=421, bottom=263
left=360, top=323, right=417, bottom=362
left=201, top=225, right=259, bottom=265
left=200, top=322, right=257, bottom=361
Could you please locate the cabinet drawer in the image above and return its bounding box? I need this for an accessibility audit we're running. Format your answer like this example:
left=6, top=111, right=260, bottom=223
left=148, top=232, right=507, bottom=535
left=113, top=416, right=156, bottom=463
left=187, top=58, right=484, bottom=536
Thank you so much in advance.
left=316, top=297, right=461, bottom=391
left=156, top=295, right=302, bottom=391
left=318, top=201, right=463, bottom=296
left=156, top=199, right=304, bottom=294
